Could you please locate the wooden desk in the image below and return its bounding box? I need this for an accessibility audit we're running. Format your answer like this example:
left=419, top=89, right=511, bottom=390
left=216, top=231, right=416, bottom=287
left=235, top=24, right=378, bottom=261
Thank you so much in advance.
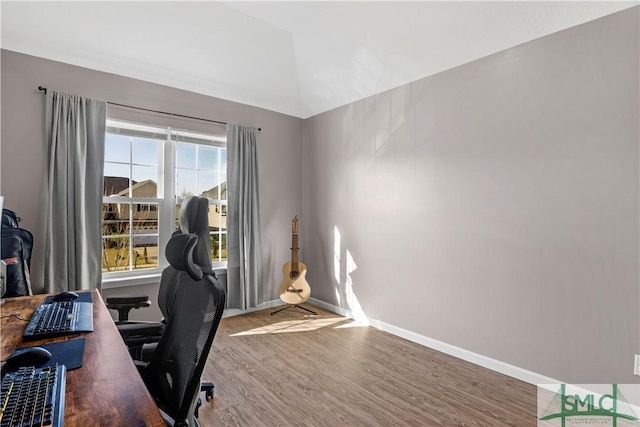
left=1, top=290, right=165, bottom=427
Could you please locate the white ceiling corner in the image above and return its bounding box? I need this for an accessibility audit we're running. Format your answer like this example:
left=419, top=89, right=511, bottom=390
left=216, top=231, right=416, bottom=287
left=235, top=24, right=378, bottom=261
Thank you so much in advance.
left=1, top=1, right=637, bottom=119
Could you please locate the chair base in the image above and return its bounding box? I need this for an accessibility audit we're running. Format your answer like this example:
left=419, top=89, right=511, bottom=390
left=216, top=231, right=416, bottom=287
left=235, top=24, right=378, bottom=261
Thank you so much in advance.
left=270, top=304, right=317, bottom=316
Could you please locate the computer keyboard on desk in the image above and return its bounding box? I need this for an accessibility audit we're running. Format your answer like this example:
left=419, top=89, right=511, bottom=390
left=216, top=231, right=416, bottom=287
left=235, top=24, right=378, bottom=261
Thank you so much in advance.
left=23, top=301, right=93, bottom=340
left=0, top=364, right=66, bottom=427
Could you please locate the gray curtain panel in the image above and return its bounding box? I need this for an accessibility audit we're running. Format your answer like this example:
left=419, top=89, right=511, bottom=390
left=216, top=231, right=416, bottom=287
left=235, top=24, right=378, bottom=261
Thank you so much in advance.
left=226, top=125, right=263, bottom=309
left=44, top=91, right=106, bottom=292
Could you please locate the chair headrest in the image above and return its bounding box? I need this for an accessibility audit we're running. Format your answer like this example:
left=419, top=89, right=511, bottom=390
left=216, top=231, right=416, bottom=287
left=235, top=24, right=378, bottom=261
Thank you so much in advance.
left=165, top=233, right=203, bottom=281
left=178, top=196, right=212, bottom=269
left=179, top=196, right=208, bottom=234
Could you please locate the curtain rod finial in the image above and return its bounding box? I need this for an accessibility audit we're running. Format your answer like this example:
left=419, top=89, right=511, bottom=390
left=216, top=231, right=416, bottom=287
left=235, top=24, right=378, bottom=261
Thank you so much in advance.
left=38, top=86, right=47, bottom=94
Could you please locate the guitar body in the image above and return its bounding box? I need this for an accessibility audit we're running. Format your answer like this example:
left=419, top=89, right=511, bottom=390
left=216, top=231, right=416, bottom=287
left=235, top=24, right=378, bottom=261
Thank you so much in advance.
left=279, top=261, right=311, bottom=304
left=278, top=216, right=311, bottom=306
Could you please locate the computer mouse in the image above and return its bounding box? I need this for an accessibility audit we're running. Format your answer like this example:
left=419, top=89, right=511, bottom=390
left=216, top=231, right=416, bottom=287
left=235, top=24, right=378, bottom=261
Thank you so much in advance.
left=5, top=346, right=52, bottom=368
left=53, top=291, right=79, bottom=302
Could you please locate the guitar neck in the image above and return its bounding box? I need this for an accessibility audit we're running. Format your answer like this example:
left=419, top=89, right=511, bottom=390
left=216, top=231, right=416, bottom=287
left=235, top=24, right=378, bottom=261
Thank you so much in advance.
left=291, top=233, right=299, bottom=272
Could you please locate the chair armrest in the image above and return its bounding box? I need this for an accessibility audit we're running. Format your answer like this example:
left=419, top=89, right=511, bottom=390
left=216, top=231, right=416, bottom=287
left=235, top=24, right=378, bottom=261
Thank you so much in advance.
left=106, top=294, right=150, bottom=305
left=106, top=294, right=151, bottom=321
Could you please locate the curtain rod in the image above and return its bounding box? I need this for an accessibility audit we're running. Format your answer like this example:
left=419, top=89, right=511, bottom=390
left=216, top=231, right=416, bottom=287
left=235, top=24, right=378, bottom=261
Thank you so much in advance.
left=37, top=86, right=261, bottom=131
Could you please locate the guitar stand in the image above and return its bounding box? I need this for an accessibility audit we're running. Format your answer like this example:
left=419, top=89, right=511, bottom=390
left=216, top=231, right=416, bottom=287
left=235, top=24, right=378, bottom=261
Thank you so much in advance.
left=271, top=304, right=317, bottom=316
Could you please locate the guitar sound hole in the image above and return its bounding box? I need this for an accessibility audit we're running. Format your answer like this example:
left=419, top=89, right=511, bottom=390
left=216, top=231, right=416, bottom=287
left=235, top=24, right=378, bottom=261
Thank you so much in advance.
left=290, top=271, right=299, bottom=280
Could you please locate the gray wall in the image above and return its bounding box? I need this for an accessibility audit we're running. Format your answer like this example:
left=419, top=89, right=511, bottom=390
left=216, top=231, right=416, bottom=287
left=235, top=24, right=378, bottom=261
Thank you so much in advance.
left=302, top=7, right=639, bottom=384
left=0, top=50, right=303, bottom=318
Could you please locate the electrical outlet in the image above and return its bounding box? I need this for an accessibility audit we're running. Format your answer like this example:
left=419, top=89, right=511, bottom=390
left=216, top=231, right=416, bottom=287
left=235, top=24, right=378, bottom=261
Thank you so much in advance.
left=635, top=354, right=640, bottom=376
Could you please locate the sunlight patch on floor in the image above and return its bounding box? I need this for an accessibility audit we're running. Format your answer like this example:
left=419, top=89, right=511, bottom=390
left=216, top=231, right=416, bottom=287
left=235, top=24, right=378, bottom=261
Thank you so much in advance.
left=230, top=317, right=347, bottom=336
left=334, top=319, right=369, bottom=329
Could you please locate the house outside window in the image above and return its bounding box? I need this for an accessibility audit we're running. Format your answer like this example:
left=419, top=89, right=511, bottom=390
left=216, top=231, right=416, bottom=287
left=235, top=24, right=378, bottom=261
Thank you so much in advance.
left=102, top=120, right=226, bottom=286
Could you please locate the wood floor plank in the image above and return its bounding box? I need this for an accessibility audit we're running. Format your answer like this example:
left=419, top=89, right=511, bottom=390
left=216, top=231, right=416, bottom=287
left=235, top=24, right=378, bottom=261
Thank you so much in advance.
left=199, top=305, right=537, bottom=426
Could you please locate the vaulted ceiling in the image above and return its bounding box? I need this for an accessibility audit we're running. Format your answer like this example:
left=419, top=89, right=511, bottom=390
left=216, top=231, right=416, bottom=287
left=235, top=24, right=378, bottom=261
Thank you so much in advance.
left=1, top=1, right=636, bottom=118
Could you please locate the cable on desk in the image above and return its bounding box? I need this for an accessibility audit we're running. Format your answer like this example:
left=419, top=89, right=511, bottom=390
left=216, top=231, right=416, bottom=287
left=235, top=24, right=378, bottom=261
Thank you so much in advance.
left=0, top=314, right=29, bottom=321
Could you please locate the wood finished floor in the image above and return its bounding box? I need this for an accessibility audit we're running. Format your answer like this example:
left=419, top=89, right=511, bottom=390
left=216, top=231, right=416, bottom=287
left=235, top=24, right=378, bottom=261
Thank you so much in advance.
left=199, top=305, right=537, bottom=426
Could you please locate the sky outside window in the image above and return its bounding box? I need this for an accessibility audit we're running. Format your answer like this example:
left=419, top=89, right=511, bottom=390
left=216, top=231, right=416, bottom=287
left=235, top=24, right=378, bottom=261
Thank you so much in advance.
left=176, top=142, right=226, bottom=198
left=104, top=133, right=226, bottom=199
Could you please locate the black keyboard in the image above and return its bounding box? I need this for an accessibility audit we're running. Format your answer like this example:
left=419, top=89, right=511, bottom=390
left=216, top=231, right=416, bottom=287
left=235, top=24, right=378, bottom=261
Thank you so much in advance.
left=23, top=302, right=93, bottom=340
left=0, top=364, right=66, bottom=427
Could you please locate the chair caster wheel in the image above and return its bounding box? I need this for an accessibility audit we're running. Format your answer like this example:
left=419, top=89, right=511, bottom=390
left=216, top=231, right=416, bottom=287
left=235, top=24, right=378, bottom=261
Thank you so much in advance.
left=201, top=382, right=215, bottom=401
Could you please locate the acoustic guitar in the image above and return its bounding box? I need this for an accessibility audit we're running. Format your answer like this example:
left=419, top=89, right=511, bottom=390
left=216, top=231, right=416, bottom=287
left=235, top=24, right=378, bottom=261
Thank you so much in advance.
left=278, top=216, right=311, bottom=305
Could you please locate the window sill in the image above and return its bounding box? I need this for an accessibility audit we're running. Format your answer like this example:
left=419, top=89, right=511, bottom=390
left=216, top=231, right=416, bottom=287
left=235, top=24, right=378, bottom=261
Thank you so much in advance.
left=101, top=272, right=162, bottom=290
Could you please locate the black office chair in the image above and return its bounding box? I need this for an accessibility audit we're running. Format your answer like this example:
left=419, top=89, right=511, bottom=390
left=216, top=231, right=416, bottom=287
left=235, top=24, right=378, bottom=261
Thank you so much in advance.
left=106, top=196, right=217, bottom=398
left=138, top=231, right=225, bottom=427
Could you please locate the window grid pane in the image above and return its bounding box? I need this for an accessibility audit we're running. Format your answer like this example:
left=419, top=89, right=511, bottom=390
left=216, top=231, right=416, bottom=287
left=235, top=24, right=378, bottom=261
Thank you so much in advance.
left=102, top=201, right=159, bottom=272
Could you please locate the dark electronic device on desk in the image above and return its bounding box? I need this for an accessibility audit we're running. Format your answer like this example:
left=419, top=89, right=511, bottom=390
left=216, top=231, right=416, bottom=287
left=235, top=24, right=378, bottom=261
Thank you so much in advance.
left=4, top=346, right=51, bottom=369
left=23, top=292, right=93, bottom=340
left=0, top=364, right=66, bottom=427
left=2, top=339, right=86, bottom=377
left=43, top=290, right=92, bottom=304
left=0, top=329, right=86, bottom=427
left=52, top=291, right=79, bottom=302
left=0, top=292, right=89, bottom=426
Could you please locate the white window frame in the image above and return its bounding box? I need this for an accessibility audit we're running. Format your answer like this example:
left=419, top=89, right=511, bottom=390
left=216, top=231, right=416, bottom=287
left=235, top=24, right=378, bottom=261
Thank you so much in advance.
left=102, top=119, right=227, bottom=289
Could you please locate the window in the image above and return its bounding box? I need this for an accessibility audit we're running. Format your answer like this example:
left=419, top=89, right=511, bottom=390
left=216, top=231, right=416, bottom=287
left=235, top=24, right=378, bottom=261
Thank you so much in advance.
left=102, top=120, right=227, bottom=283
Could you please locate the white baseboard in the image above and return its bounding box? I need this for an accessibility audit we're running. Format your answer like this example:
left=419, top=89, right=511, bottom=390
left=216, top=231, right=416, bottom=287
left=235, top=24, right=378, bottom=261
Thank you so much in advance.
left=307, top=297, right=561, bottom=387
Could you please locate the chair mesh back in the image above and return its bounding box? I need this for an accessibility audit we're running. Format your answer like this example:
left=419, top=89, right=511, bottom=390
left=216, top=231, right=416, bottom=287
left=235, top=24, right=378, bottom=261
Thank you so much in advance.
left=143, top=270, right=225, bottom=422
